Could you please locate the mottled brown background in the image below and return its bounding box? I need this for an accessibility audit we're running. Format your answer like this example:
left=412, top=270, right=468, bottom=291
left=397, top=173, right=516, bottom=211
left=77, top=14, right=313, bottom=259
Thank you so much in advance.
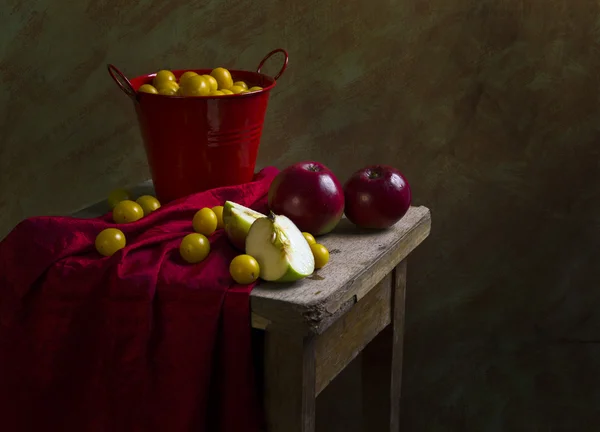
left=2, top=0, right=600, bottom=430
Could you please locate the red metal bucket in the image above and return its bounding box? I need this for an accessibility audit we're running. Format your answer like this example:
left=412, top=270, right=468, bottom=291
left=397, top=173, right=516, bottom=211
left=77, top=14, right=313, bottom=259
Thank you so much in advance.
left=107, top=49, right=288, bottom=203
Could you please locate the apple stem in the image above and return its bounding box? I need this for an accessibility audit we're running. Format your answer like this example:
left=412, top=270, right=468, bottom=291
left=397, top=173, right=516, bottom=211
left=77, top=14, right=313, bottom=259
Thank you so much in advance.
left=368, top=170, right=381, bottom=179
left=268, top=211, right=276, bottom=222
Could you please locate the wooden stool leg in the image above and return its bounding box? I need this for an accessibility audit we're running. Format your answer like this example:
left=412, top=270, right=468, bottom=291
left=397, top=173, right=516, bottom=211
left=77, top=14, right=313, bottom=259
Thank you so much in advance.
left=264, top=331, right=316, bottom=432
left=361, top=260, right=407, bottom=432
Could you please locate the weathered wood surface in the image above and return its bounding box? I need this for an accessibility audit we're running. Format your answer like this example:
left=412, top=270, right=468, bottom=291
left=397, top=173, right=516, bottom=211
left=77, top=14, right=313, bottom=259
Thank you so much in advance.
left=71, top=181, right=431, bottom=336
left=264, top=332, right=316, bottom=432
left=314, top=272, right=392, bottom=396
left=251, top=206, right=430, bottom=335
left=362, top=261, right=407, bottom=432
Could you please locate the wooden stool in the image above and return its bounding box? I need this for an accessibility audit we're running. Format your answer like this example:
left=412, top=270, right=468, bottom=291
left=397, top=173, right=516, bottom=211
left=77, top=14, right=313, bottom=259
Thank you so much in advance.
left=251, top=207, right=431, bottom=432
left=73, top=185, right=431, bottom=432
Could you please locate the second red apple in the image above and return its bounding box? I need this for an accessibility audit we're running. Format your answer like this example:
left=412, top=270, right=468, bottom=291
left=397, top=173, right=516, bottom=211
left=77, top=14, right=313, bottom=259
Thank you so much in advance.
left=344, top=165, right=412, bottom=229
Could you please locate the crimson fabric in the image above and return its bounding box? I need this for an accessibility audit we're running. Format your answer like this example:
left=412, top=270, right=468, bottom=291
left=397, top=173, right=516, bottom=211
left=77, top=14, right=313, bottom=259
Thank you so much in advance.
left=0, top=166, right=278, bottom=432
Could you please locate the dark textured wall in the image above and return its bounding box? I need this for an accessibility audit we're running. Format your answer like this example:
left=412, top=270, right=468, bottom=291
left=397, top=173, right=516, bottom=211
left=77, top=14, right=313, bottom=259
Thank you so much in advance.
left=2, top=0, right=600, bottom=429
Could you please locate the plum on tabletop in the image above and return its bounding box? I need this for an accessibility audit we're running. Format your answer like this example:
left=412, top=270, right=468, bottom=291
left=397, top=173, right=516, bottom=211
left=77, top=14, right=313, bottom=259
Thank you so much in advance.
left=310, top=243, right=330, bottom=269
left=180, top=233, right=210, bottom=264
left=107, top=188, right=131, bottom=209
left=95, top=228, right=126, bottom=257
left=193, top=208, right=218, bottom=236
left=211, top=206, right=225, bottom=229
left=136, top=195, right=161, bottom=216
left=113, top=200, right=144, bottom=224
left=229, top=254, right=260, bottom=285
left=302, top=232, right=316, bottom=245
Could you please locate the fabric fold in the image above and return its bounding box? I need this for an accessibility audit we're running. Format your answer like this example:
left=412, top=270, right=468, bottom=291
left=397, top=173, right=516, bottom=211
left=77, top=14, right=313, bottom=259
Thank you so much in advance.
left=0, top=167, right=277, bottom=432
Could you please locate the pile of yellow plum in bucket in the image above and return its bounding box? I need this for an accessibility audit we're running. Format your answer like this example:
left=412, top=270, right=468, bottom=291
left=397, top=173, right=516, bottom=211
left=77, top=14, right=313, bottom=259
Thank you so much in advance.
left=138, top=68, right=263, bottom=97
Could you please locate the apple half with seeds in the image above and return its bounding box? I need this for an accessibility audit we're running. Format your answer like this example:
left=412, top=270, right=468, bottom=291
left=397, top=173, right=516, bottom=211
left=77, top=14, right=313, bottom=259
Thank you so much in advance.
left=246, top=212, right=315, bottom=282
left=223, top=201, right=266, bottom=250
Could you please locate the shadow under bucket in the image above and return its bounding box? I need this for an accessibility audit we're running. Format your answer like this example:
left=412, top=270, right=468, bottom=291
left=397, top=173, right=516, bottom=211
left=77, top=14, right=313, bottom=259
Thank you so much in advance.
left=107, top=49, right=288, bottom=203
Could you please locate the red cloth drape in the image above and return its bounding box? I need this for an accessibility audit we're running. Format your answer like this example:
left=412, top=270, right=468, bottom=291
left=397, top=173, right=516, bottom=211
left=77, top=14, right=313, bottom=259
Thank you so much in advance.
left=0, top=166, right=278, bottom=432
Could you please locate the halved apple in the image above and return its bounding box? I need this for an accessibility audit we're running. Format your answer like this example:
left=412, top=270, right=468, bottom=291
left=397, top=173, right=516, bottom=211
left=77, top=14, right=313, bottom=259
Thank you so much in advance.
left=223, top=201, right=266, bottom=250
left=246, top=212, right=315, bottom=282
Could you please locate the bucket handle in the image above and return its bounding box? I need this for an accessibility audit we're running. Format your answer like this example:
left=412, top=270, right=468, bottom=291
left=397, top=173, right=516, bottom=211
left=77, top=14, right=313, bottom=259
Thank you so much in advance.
left=256, top=48, right=289, bottom=81
left=107, top=64, right=138, bottom=102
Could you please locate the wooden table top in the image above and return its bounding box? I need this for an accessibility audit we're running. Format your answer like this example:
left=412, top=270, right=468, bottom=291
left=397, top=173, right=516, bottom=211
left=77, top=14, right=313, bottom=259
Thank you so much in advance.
left=72, top=181, right=431, bottom=335
left=252, top=206, right=430, bottom=334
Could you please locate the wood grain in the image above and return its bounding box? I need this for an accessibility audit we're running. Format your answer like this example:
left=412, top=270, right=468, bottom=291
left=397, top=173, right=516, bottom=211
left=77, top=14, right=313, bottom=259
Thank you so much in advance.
left=251, top=206, right=430, bottom=334
left=264, top=332, right=316, bottom=432
left=362, top=260, right=406, bottom=432
left=314, top=272, right=392, bottom=396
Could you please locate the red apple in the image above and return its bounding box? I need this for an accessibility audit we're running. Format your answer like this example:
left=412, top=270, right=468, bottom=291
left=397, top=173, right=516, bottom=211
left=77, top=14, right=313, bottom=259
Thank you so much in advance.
left=344, top=165, right=412, bottom=229
left=268, top=161, right=345, bottom=236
